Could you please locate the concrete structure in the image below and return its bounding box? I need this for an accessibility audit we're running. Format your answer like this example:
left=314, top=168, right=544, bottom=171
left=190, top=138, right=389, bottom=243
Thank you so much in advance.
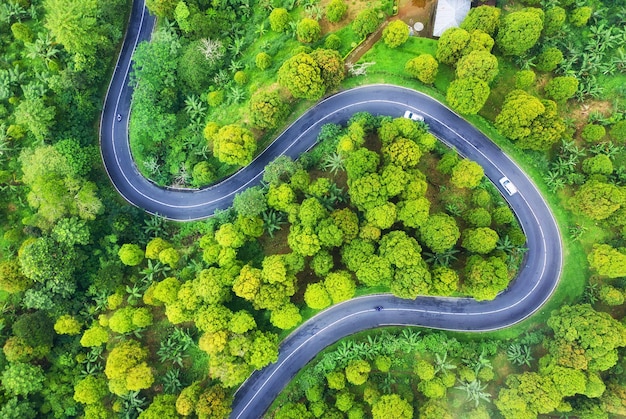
left=432, top=0, right=471, bottom=37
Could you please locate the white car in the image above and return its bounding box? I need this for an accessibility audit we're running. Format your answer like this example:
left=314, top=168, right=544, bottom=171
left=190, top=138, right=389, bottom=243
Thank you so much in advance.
left=403, top=110, right=424, bottom=122
left=499, top=177, right=518, bottom=196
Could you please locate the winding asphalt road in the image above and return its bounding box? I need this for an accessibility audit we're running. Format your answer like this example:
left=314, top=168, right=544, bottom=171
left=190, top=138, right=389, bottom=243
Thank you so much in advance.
left=100, top=1, right=563, bottom=418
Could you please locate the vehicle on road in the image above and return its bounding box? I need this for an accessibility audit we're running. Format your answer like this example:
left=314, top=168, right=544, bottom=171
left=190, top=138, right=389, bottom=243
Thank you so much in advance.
left=403, top=110, right=424, bottom=122
left=499, top=176, right=518, bottom=196
left=375, top=306, right=383, bottom=311
left=117, top=114, right=122, bottom=122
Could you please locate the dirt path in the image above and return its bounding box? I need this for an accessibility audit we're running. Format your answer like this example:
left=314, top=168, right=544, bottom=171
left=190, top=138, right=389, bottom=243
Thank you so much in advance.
left=344, top=0, right=436, bottom=65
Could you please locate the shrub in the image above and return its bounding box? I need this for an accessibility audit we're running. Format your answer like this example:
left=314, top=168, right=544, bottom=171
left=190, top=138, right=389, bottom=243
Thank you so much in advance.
left=255, top=52, right=272, bottom=70
left=405, top=54, right=439, bottom=84
left=207, top=90, right=224, bottom=107
left=514, top=70, right=536, bottom=89
left=326, top=0, right=347, bottom=23
left=324, top=34, right=342, bottom=50
left=581, top=124, right=606, bottom=142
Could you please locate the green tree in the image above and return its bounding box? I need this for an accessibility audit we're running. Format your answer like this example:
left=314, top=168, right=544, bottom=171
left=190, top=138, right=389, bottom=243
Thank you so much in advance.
left=54, top=314, right=82, bottom=335
left=569, top=6, right=592, bottom=27
left=44, top=0, right=101, bottom=55
left=255, top=52, right=272, bottom=70
left=356, top=255, right=393, bottom=287
left=352, top=9, right=380, bottom=38
left=195, top=385, right=232, bottom=419
left=582, top=154, right=613, bottom=175
left=544, top=76, right=578, bottom=102
left=1, top=362, right=45, bottom=396
left=146, top=0, right=177, bottom=18
left=304, top=282, right=331, bottom=309
left=436, top=27, right=471, bottom=66
left=430, top=266, right=459, bottom=296
left=383, top=138, right=422, bottom=169
left=420, top=214, right=460, bottom=254
left=73, top=375, right=108, bottom=405
left=371, top=394, right=413, bottom=419
left=581, top=124, right=606, bottom=143
left=326, top=0, right=347, bottom=23
left=213, top=124, right=256, bottom=166
left=118, top=243, right=145, bottom=266
left=495, top=372, right=561, bottom=419
left=460, top=5, right=501, bottom=35
left=0, top=259, right=31, bottom=293
left=543, top=6, right=566, bottom=36
left=587, top=244, right=626, bottom=278
left=456, top=50, right=498, bottom=83
left=19, top=237, right=76, bottom=287
left=324, top=271, right=356, bottom=304
left=378, top=230, right=423, bottom=269
left=310, top=49, right=345, bottom=90
left=176, top=382, right=202, bottom=416
left=392, top=263, right=432, bottom=299
left=535, top=47, right=563, bottom=72
left=496, top=8, right=544, bottom=56
left=270, top=8, right=290, bottom=32
left=450, top=159, right=484, bottom=189
left=278, top=53, right=325, bottom=100
left=105, top=340, right=154, bottom=395
left=12, top=311, right=54, bottom=349
left=271, top=303, right=302, bottom=330
left=139, top=394, right=178, bottom=419
left=80, top=324, right=109, bottom=347
left=495, top=90, right=565, bottom=150
left=446, top=77, right=490, bottom=115
left=11, top=22, right=33, bottom=43
left=383, top=20, right=409, bottom=48
left=397, top=197, right=430, bottom=228
left=249, top=90, right=288, bottom=130
left=462, top=228, right=499, bottom=254
left=405, top=54, right=439, bottom=84
left=571, top=179, right=624, bottom=220
left=514, top=70, right=536, bottom=89
left=297, top=18, right=321, bottom=43
left=464, top=255, right=509, bottom=301
left=465, top=207, right=491, bottom=228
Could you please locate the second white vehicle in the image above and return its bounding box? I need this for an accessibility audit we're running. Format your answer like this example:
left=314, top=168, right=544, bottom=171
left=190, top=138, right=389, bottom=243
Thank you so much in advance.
left=499, top=176, right=518, bottom=196
left=403, top=110, right=424, bottom=122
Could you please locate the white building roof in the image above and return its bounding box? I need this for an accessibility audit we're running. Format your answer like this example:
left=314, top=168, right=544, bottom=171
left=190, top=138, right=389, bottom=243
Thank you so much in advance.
left=432, top=0, right=471, bottom=37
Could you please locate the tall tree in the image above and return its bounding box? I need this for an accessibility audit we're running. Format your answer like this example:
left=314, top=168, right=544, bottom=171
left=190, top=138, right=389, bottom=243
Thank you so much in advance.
left=44, top=0, right=101, bottom=56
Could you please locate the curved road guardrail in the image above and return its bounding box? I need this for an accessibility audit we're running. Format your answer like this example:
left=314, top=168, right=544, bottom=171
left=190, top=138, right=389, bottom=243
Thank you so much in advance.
left=100, top=1, right=563, bottom=417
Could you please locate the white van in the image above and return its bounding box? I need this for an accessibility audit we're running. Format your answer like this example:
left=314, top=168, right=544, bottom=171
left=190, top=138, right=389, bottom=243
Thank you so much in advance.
left=499, top=177, right=518, bottom=196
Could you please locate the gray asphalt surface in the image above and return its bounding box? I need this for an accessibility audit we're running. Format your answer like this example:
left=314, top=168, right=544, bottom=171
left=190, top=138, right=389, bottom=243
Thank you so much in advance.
left=100, top=2, right=563, bottom=418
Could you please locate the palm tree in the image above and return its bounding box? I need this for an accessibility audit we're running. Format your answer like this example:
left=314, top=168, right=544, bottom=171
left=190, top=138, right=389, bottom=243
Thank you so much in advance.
left=198, top=38, right=224, bottom=64
left=228, top=85, right=245, bottom=105
left=464, top=349, right=492, bottom=375
left=184, top=95, right=207, bottom=123
left=143, top=214, right=166, bottom=238
left=228, top=37, right=246, bottom=57
left=162, top=368, right=183, bottom=394
left=568, top=224, right=587, bottom=241
left=544, top=170, right=565, bottom=193
left=506, top=343, right=533, bottom=367
left=455, top=379, right=491, bottom=407
left=0, top=2, right=27, bottom=24
left=120, top=391, right=146, bottom=419
left=321, top=152, right=344, bottom=174
left=434, top=352, right=456, bottom=375
left=424, top=249, right=460, bottom=268
left=262, top=209, right=286, bottom=237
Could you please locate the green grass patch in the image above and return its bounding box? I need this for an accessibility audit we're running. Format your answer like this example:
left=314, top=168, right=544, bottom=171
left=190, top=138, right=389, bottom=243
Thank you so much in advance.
left=332, top=25, right=364, bottom=57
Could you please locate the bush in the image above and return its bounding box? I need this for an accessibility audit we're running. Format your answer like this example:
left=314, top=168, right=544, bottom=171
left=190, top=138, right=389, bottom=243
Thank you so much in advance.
left=270, top=8, right=290, bottom=32
left=581, top=124, right=606, bottom=143
left=570, top=6, right=592, bottom=27
left=326, top=0, right=347, bottom=23
left=324, top=34, right=342, bottom=50
left=207, top=90, right=224, bottom=107
left=296, top=18, right=321, bottom=44
left=234, top=70, right=247, bottom=85
left=255, top=52, right=272, bottom=70
left=352, top=9, right=380, bottom=38
left=382, top=20, right=409, bottom=48
left=535, top=47, right=563, bottom=72
left=610, top=121, right=626, bottom=144
left=514, top=70, right=536, bottom=89
left=544, top=76, right=578, bottom=102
